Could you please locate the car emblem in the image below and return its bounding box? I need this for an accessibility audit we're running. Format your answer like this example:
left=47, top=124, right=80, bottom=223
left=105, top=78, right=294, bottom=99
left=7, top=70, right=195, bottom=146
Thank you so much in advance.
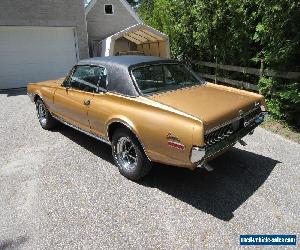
left=166, top=133, right=185, bottom=151
left=166, top=133, right=181, bottom=143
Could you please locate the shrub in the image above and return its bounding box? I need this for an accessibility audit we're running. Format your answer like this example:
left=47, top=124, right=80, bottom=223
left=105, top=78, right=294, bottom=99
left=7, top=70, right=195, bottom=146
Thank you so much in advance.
left=258, top=77, right=300, bottom=126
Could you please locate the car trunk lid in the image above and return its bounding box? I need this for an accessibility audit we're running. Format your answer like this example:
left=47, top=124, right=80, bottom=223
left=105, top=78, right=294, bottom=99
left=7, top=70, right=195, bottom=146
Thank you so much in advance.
left=146, top=83, right=263, bottom=130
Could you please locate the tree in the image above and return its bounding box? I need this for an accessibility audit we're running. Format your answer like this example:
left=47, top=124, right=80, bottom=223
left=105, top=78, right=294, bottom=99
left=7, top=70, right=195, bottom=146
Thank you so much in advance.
left=126, top=0, right=140, bottom=7
left=138, top=0, right=300, bottom=125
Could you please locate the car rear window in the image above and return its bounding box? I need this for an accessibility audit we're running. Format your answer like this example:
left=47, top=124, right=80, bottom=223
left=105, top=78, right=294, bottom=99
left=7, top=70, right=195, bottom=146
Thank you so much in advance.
left=132, top=63, right=203, bottom=95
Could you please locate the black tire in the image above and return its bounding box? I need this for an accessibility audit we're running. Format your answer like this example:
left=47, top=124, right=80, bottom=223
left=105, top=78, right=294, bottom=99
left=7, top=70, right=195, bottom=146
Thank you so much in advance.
left=112, top=128, right=152, bottom=181
left=36, top=99, right=57, bottom=130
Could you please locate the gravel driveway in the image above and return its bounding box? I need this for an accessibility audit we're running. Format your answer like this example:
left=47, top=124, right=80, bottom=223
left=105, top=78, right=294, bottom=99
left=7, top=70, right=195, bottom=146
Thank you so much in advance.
left=0, top=89, right=299, bottom=249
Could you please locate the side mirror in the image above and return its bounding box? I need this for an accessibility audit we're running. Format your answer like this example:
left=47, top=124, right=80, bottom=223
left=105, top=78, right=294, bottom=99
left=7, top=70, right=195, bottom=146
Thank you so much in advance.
left=62, top=79, right=71, bottom=89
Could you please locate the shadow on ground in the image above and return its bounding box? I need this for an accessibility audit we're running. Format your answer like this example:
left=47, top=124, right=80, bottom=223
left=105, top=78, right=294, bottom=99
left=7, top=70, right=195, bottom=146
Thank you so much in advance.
left=141, top=149, right=279, bottom=221
left=0, top=236, right=28, bottom=250
left=55, top=124, right=279, bottom=221
left=0, top=88, right=27, bottom=97
left=54, top=124, right=114, bottom=164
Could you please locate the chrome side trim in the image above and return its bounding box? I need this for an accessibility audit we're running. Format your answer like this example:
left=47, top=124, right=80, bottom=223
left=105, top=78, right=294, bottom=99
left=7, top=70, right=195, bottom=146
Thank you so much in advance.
left=139, top=96, right=202, bottom=123
left=106, top=119, right=151, bottom=161
left=52, top=114, right=111, bottom=145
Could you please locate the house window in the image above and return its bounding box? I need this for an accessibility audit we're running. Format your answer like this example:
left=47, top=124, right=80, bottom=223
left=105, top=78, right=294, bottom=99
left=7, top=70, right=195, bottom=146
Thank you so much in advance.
left=104, top=4, right=114, bottom=15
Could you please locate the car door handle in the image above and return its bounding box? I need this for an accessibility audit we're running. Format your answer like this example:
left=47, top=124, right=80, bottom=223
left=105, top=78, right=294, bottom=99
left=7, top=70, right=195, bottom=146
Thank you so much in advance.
left=83, top=99, right=91, bottom=106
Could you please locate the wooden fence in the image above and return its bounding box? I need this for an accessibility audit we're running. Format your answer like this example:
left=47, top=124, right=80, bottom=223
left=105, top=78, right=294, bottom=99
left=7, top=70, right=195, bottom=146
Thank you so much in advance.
left=193, top=61, right=300, bottom=91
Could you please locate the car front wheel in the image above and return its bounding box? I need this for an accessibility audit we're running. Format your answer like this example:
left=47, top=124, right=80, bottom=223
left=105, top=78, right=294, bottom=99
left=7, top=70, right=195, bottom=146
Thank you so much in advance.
left=112, top=128, right=152, bottom=181
left=36, top=99, right=57, bottom=130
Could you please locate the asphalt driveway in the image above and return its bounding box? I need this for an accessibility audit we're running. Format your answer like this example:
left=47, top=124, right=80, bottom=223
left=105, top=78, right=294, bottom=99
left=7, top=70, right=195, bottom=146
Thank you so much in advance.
left=0, top=89, right=299, bottom=249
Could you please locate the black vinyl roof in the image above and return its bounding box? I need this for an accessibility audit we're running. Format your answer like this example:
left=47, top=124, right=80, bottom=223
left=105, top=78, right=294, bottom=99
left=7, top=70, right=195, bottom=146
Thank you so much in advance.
left=77, top=56, right=178, bottom=97
left=78, top=56, right=173, bottom=68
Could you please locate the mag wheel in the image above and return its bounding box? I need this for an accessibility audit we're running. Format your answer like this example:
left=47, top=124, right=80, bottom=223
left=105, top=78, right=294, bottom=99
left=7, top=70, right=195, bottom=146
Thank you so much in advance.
left=112, top=128, right=152, bottom=181
left=36, top=99, right=57, bottom=130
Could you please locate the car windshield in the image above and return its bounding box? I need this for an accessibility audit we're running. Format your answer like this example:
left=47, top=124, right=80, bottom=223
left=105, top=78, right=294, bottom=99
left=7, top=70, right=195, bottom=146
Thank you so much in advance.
left=132, top=63, right=204, bottom=95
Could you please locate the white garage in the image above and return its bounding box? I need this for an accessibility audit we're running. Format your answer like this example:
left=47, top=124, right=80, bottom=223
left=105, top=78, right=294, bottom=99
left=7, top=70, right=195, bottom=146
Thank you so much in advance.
left=0, top=26, right=78, bottom=89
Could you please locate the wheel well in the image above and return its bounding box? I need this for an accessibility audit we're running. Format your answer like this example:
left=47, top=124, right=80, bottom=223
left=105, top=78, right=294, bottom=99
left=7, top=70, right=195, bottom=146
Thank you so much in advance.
left=34, top=94, right=41, bottom=103
left=107, top=122, right=134, bottom=142
left=107, top=121, right=150, bottom=161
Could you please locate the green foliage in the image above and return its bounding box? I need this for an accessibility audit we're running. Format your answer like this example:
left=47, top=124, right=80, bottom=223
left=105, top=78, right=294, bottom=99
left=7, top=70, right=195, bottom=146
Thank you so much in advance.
left=126, top=0, right=140, bottom=7
left=259, top=77, right=300, bottom=125
left=138, top=0, right=300, bottom=126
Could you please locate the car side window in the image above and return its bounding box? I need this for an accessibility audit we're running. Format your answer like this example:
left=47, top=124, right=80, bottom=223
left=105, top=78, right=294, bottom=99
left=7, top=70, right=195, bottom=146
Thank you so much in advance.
left=69, top=65, right=107, bottom=93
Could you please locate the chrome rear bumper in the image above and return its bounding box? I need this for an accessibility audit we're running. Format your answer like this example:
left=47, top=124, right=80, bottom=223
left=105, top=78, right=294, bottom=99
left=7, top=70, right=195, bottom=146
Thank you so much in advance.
left=191, top=111, right=267, bottom=166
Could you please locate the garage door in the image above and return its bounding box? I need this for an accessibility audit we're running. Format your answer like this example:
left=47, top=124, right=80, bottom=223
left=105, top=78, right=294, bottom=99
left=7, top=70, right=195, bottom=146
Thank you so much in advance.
left=0, top=26, right=78, bottom=89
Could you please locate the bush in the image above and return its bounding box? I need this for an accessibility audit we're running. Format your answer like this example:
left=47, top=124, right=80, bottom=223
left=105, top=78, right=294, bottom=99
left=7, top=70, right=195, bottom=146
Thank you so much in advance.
left=258, top=77, right=300, bottom=126
left=138, top=0, right=300, bottom=128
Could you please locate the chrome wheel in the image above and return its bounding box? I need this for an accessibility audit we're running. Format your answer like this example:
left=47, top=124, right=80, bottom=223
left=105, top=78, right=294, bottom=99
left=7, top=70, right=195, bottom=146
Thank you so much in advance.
left=37, top=103, right=47, bottom=126
left=35, top=99, right=57, bottom=130
left=112, top=129, right=152, bottom=181
left=115, top=137, right=138, bottom=171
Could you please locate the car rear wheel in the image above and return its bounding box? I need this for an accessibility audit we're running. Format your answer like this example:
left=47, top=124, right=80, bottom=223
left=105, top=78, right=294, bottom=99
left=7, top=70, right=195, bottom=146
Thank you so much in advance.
left=112, top=128, right=152, bottom=181
left=36, top=99, right=57, bottom=130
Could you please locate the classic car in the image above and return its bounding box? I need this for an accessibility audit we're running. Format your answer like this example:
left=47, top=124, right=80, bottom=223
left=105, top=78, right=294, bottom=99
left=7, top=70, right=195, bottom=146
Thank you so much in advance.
left=27, top=56, right=267, bottom=181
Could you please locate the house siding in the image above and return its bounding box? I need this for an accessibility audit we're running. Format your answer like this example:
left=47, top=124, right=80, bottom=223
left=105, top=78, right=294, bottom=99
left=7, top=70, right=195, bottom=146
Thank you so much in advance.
left=0, top=0, right=89, bottom=59
left=86, top=0, right=139, bottom=50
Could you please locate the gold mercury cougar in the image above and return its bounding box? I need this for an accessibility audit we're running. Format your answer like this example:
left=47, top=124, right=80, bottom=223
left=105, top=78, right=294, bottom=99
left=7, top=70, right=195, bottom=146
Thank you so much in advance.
left=27, top=56, right=267, bottom=181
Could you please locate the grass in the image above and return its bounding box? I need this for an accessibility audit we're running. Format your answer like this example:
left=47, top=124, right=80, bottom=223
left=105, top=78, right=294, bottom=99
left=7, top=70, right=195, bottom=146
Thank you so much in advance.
left=260, top=115, right=300, bottom=144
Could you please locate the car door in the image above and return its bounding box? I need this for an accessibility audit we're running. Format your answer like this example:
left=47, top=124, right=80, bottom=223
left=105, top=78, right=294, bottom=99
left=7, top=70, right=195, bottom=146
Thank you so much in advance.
left=85, top=66, right=110, bottom=138
left=52, top=65, right=101, bottom=132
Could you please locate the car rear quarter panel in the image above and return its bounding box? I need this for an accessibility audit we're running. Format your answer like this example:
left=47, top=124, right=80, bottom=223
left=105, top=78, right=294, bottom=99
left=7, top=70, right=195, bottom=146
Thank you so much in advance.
left=89, top=93, right=204, bottom=168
